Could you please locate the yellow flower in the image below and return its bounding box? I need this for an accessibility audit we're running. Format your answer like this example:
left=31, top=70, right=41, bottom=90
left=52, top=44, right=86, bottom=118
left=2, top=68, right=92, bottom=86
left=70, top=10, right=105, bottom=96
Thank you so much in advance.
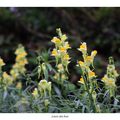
left=107, top=79, right=115, bottom=86
left=63, top=54, right=70, bottom=60
left=39, top=79, right=48, bottom=90
left=3, top=72, right=13, bottom=84
left=15, top=45, right=27, bottom=55
left=61, top=74, right=66, bottom=80
left=91, top=50, right=97, bottom=58
left=16, top=82, right=22, bottom=89
left=102, top=75, right=115, bottom=87
left=10, top=69, right=19, bottom=80
left=51, top=37, right=61, bottom=44
left=38, top=79, right=52, bottom=97
left=88, top=71, right=96, bottom=78
left=78, top=60, right=88, bottom=71
left=57, top=64, right=64, bottom=72
left=18, top=60, right=28, bottom=66
left=78, top=77, right=84, bottom=84
left=44, top=99, right=50, bottom=107
left=32, top=88, right=39, bottom=97
left=0, top=58, right=5, bottom=67
left=22, top=59, right=28, bottom=65
left=64, top=42, right=71, bottom=49
left=59, top=47, right=66, bottom=53
left=54, top=73, right=59, bottom=80
left=61, top=34, right=67, bottom=41
left=78, top=42, right=87, bottom=52
left=16, top=52, right=27, bottom=61
left=51, top=49, right=58, bottom=56
left=86, top=56, right=92, bottom=62
left=102, top=75, right=108, bottom=82
left=78, top=61, right=84, bottom=66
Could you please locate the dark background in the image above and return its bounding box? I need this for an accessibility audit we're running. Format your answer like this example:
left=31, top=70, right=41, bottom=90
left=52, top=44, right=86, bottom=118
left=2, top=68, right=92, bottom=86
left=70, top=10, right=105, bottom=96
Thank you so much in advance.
left=0, top=8, right=120, bottom=81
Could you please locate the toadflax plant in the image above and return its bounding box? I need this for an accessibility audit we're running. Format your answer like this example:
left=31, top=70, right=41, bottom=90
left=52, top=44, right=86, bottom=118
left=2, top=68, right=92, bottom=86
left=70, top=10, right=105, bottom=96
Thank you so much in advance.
left=102, top=57, right=119, bottom=97
left=51, top=28, right=71, bottom=93
left=77, top=42, right=99, bottom=112
left=10, top=44, right=28, bottom=81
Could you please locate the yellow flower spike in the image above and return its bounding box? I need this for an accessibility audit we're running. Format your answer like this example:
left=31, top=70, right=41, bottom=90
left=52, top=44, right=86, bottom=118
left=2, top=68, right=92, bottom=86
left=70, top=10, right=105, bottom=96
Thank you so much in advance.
left=78, top=77, right=84, bottom=84
left=51, top=49, right=58, bottom=56
left=51, top=37, right=61, bottom=44
left=78, top=42, right=87, bottom=53
left=0, top=58, right=5, bottom=67
left=10, top=44, right=28, bottom=81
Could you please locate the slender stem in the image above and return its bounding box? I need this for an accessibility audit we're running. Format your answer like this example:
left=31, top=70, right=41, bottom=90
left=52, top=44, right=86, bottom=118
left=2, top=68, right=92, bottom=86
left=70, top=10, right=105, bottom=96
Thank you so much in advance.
left=83, top=75, right=97, bottom=112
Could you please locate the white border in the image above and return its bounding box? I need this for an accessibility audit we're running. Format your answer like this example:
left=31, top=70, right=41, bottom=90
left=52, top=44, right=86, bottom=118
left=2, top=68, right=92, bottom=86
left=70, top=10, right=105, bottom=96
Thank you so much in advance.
left=0, top=0, right=120, bottom=7
left=0, top=113, right=120, bottom=120
left=0, top=1, right=120, bottom=120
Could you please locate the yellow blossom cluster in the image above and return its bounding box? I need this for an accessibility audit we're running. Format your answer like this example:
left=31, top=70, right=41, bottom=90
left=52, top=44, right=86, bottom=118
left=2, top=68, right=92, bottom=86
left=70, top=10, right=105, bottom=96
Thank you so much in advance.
left=51, top=28, right=71, bottom=82
left=77, top=42, right=97, bottom=84
left=10, top=44, right=28, bottom=80
left=0, top=58, right=13, bottom=89
left=32, top=79, right=51, bottom=98
left=51, top=28, right=71, bottom=68
left=102, top=57, right=119, bottom=96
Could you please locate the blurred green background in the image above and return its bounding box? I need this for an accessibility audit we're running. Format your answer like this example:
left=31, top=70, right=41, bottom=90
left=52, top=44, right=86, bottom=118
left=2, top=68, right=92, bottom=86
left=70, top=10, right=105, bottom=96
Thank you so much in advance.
left=0, top=8, right=120, bottom=81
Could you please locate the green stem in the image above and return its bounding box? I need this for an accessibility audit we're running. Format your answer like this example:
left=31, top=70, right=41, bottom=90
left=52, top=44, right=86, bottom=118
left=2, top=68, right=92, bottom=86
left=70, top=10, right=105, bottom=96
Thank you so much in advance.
left=83, top=75, right=97, bottom=112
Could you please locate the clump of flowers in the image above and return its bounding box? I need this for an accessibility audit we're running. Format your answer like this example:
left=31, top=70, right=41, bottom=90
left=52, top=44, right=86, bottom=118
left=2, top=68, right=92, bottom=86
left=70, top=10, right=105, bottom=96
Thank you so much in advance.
left=77, top=42, right=97, bottom=87
left=102, top=57, right=119, bottom=97
left=10, top=44, right=28, bottom=80
left=51, top=28, right=71, bottom=83
left=77, top=42, right=98, bottom=112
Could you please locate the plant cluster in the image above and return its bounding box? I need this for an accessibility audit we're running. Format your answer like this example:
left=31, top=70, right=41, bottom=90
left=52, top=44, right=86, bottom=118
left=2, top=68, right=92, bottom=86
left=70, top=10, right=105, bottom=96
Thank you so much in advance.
left=0, top=28, right=119, bottom=113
